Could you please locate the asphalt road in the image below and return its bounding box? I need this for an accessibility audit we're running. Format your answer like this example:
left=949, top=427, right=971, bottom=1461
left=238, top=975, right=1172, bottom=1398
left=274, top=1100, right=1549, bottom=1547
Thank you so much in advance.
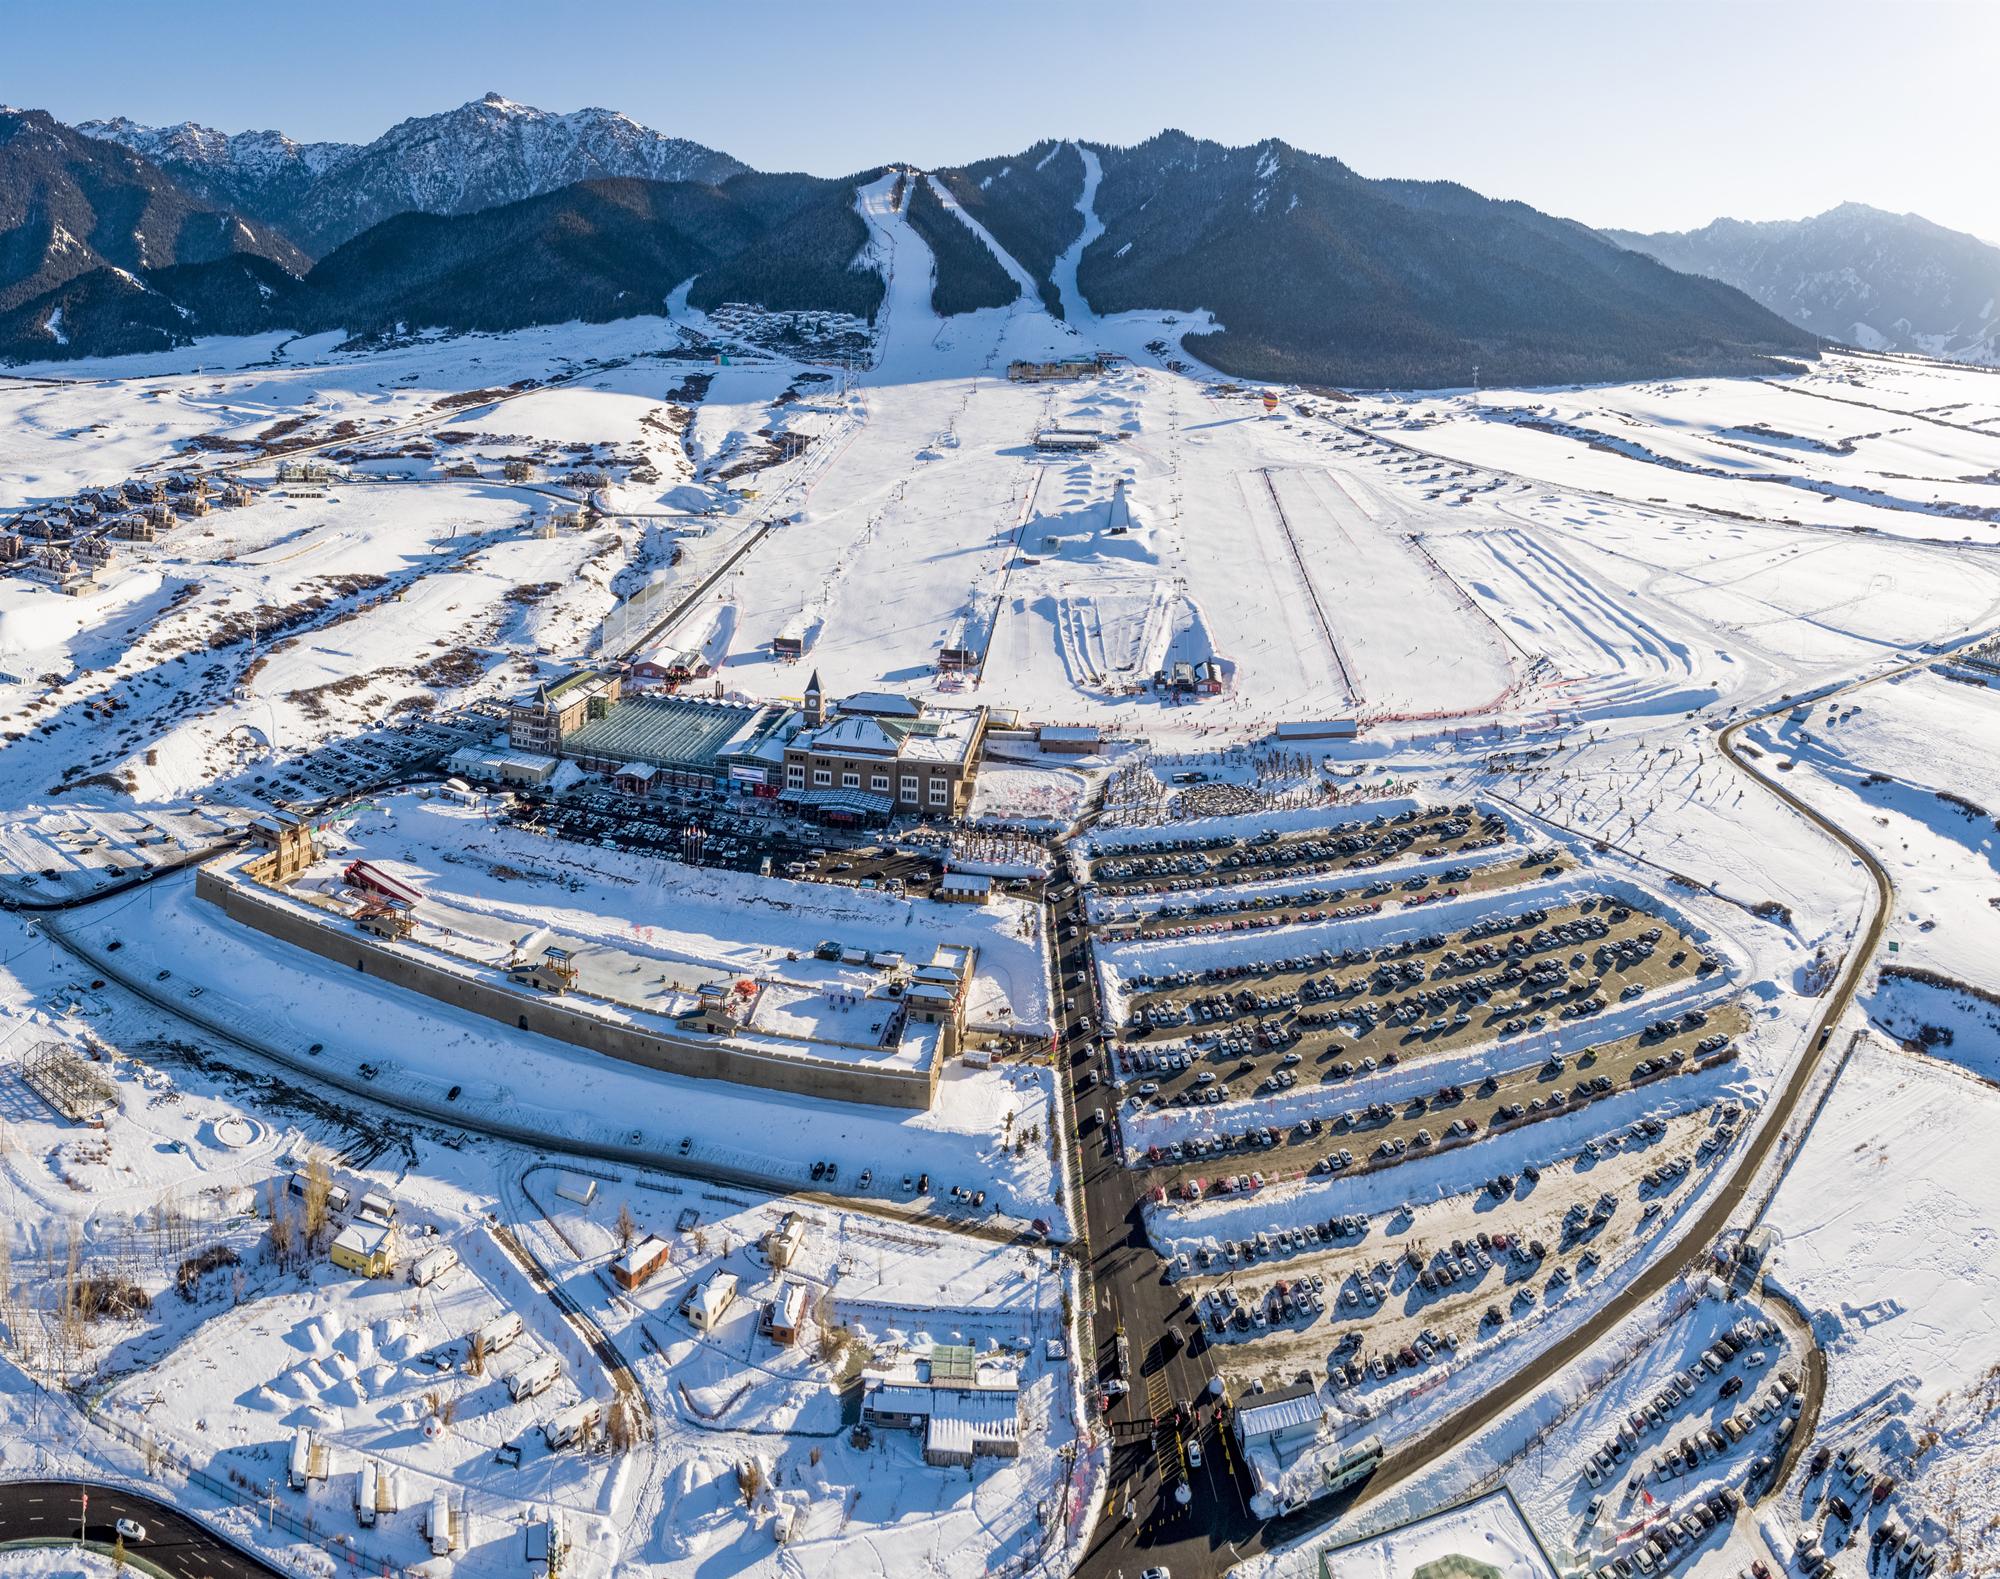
left=1054, top=875, right=1307, bottom=1576
left=1070, top=653, right=1911, bottom=1578
left=0, top=1480, right=285, bottom=1578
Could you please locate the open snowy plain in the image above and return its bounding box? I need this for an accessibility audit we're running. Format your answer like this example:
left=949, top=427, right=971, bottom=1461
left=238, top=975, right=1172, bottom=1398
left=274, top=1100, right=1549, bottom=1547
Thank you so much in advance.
left=1, top=164, right=1998, bottom=1579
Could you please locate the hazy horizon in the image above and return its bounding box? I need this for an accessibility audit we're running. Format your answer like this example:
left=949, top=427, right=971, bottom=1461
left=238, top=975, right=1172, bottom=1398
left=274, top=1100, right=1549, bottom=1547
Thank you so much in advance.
left=5, top=0, right=1998, bottom=246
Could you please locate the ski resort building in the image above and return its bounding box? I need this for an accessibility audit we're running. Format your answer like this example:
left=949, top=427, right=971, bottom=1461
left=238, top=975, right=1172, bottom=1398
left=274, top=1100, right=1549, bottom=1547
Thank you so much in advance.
left=779, top=674, right=987, bottom=825
left=507, top=668, right=624, bottom=754
left=1158, top=658, right=1227, bottom=695
left=562, top=694, right=795, bottom=794
left=1037, top=724, right=1101, bottom=754
left=1007, top=354, right=1116, bottom=382
left=1233, top=1381, right=1329, bottom=1460
left=500, top=667, right=986, bottom=817
left=628, top=644, right=714, bottom=688
left=441, top=746, right=559, bottom=787
left=937, top=872, right=993, bottom=905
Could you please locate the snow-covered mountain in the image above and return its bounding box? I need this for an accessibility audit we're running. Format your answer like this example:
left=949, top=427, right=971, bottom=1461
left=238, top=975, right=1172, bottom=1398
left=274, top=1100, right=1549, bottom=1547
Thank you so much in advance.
left=78, top=114, right=353, bottom=231
left=11, top=105, right=1815, bottom=385
left=0, top=107, right=305, bottom=315
left=80, top=93, right=747, bottom=255
left=1602, top=203, right=2000, bottom=367
left=939, top=132, right=1816, bottom=387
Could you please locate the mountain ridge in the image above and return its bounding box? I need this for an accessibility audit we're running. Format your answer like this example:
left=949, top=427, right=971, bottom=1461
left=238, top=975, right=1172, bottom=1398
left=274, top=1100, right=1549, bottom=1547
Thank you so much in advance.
left=6, top=108, right=1820, bottom=386
left=1602, top=202, right=2000, bottom=367
left=0, top=107, right=305, bottom=317
left=79, top=93, right=747, bottom=254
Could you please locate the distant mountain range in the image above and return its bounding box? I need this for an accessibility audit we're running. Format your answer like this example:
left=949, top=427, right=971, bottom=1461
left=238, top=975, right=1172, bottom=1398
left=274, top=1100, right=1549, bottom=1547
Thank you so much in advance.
left=1602, top=203, right=2000, bottom=366
left=79, top=93, right=746, bottom=254
left=1, top=95, right=1821, bottom=385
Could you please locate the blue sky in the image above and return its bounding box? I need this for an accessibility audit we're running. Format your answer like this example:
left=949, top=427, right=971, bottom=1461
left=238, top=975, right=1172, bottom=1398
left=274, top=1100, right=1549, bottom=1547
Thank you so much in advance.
left=7, top=0, right=1998, bottom=242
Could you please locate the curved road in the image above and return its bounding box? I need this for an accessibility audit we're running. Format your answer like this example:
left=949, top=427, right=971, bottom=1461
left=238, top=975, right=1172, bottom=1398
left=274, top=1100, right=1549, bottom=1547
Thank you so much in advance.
left=0, top=1480, right=286, bottom=1578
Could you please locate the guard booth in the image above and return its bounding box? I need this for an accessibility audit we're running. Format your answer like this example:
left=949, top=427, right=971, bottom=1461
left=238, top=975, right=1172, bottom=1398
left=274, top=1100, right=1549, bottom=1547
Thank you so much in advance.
left=510, top=946, right=580, bottom=994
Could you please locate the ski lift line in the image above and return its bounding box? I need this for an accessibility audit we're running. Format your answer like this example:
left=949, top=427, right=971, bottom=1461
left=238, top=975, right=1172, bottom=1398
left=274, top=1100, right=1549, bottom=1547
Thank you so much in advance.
left=1258, top=466, right=1358, bottom=706
left=970, top=465, right=1050, bottom=688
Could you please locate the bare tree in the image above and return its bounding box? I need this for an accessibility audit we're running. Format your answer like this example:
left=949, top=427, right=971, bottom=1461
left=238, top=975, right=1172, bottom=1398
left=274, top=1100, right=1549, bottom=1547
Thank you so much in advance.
left=467, top=1332, right=487, bottom=1378
left=615, top=1201, right=637, bottom=1250
left=265, top=1184, right=295, bottom=1268
left=300, top=1153, right=333, bottom=1250
left=605, top=1396, right=639, bottom=1453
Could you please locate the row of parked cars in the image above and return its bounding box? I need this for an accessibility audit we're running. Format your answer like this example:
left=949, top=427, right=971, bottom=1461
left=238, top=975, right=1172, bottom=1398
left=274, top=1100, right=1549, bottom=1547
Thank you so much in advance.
left=1649, top=1372, right=1799, bottom=1480
left=1180, top=1214, right=1370, bottom=1273
left=1329, top=1324, right=1461, bottom=1386
left=1199, top=1274, right=1327, bottom=1330
left=1581, top=1319, right=1781, bottom=1489
left=1589, top=1487, right=1739, bottom=1577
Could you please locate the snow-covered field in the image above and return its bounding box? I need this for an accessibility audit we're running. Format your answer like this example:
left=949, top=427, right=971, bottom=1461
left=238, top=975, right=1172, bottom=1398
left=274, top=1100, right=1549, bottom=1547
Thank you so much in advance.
left=1760, top=1037, right=2000, bottom=1572
left=1314, top=1488, right=1560, bottom=1579
left=5, top=162, right=2000, bottom=1579
left=294, top=791, right=1053, bottom=1035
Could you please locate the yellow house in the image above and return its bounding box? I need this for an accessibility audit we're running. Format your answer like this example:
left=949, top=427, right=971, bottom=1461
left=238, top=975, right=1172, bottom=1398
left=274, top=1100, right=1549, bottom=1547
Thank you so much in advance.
left=330, top=1220, right=395, bottom=1278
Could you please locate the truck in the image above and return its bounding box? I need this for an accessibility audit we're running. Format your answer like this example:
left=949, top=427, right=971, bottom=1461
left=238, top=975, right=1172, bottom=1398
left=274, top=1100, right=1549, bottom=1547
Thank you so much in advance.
left=354, top=1461, right=378, bottom=1527
left=424, top=1491, right=462, bottom=1556
left=287, top=1426, right=327, bottom=1490
left=507, top=1352, right=563, bottom=1403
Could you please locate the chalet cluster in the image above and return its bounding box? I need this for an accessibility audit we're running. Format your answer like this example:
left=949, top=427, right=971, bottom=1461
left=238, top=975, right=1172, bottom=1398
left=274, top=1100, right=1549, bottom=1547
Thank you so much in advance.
left=3, top=469, right=257, bottom=594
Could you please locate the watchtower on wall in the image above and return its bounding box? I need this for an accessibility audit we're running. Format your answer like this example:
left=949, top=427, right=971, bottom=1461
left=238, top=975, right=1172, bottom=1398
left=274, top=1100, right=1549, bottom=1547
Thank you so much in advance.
left=247, top=811, right=317, bottom=884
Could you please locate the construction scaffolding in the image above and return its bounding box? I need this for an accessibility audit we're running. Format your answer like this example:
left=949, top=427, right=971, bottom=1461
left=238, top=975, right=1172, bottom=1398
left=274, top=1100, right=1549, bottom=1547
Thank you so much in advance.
left=20, top=1040, right=119, bottom=1123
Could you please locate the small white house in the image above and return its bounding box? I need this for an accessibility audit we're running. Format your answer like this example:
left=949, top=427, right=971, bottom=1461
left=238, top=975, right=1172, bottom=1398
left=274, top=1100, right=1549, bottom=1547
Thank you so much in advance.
left=1232, top=1381, right=1329, bottom=1461
left=553, top=1172, right=599, bottom=1206
left=681, top=1270, right=738, bottom=1331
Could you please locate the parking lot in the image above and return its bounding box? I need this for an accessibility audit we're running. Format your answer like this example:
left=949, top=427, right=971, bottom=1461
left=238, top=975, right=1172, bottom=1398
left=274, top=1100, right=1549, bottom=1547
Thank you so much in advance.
left=1118, top=1000, right=1750, bottom=1191
left=1103, top=845, right=1565, bottom=940
left=1161, top=1103, right=1743, bottom=1399
left=1060, top=795, right=1767, bottom=1535
left=503, top=786, right=947, bottom=890
left=1084, top=802, right=1511, bottom=895
left=1106, top=891, right=1723, bottom=1108
left=0, top=802, right=252, bottom=903
left=238, top=710, right=501, bottom=808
